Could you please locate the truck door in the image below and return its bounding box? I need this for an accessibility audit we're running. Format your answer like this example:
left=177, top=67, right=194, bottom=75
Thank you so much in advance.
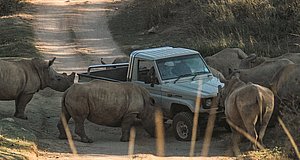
left=132, top=59, right=162, bottom=106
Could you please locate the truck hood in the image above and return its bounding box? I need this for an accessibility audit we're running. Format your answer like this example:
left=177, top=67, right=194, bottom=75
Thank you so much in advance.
left=162, top=75, right=223, bottom=98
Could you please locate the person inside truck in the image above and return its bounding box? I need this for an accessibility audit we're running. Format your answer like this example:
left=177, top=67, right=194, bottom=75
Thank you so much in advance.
left=171, top=61, right=192, bottom=76
left=157, top=61, right=175, bottom=80
left=145, top=66, right=159, bottom=84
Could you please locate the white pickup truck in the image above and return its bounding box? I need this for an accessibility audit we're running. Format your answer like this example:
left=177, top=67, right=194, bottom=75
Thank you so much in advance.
left=78, top=46, right=226, bottom=141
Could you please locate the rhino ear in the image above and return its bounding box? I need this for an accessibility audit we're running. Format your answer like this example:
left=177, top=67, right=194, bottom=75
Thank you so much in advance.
left=49, top=57, right=56, bottom=67
left=149, top=97, right=155, bottom=106
left=69, top=72, right=76, bottom=80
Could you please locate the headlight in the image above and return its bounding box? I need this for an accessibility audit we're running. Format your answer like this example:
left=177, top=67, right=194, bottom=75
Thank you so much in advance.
left=202, top=98, right=213, bottom=109
left=205, top=99, right=212, bottom=107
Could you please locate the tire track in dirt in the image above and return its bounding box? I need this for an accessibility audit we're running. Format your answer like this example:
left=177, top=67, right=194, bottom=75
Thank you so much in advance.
left=0, top=0, right=233, bottom=159
left=33, top=0, right=123, bottom=74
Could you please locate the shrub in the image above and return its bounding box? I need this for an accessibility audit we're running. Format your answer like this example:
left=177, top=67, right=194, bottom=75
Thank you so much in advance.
left=109, top=0, right=300, bottom=56
left=0, top=0, right=25, bottom=16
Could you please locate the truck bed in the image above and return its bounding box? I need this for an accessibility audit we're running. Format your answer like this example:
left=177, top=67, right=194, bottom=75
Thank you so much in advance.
left=78, top=64, right=128, bottom=82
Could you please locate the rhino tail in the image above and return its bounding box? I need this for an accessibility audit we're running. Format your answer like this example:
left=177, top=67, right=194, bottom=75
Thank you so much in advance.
left=256, top=90, right=263, bottom=125
left=61, top=89, right=71, bottom=120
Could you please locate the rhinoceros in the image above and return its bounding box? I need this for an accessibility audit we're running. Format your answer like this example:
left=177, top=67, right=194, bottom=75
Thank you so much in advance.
left=239, top=53, right=300, bottom=69
left=270, top=64, right=300, bottom=103
left=208, top=66, right=226, bottom=82
left=219, top=75, right=274, bottom=156
left=228, top=58, right=294, bottom=87
left=204, top=48, right=248, bottom=78
left=57, top=80, right=157, bottom=143
left=0, top=57, right=75, bottom=119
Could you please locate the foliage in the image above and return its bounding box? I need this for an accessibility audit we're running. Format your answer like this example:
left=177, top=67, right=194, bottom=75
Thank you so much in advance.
left=108, top=0, right=300, bottom=56
left=0, top=16, right=39, bottom=57
left=0, top=0, right=39, bottom=57
left=0, top=119, right=38, bottom=160
left=0, top=0, right=25, bottom=16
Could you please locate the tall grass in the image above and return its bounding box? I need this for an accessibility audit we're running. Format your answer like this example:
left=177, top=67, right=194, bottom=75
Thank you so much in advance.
left=0, top=0, right=39, bottom=57
left=0, top=0, right=25, bottom=16
left=108, top=0, right=300, bottom=56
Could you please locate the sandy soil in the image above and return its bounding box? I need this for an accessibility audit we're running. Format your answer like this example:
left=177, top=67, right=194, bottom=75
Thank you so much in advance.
left=0, top=0, right=234, bottom=159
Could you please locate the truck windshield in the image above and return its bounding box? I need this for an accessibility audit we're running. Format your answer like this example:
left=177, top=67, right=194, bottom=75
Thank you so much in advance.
left=157, top=54, right=210, bottom=80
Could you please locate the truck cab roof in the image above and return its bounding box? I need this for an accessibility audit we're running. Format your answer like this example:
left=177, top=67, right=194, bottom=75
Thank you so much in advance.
left=131, top=46, right=200, bottom=60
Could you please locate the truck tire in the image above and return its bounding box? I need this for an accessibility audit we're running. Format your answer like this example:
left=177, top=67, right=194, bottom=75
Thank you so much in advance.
left=224, top=121, right=231, bottom=132
left=173, top=112, right=194, bottom=141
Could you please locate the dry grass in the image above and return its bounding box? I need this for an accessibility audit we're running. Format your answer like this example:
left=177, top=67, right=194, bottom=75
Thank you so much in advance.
left=0, top=120, right=38, bottom=160
left=0, top=0, right=39, bottom=57
left=108, top=0, right=300, bottom=56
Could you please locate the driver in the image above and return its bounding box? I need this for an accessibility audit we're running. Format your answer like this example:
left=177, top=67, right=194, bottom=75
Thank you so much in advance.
left=172, top=61, right=192, bottom=76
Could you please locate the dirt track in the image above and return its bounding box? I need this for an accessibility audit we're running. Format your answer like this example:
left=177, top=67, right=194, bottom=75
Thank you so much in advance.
left=0, top=0, right=234, bottom=159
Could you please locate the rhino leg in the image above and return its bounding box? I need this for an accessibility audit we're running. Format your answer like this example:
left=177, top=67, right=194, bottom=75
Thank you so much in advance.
left=231, top=129, right=242, bottom=156
left=74, top=119, right=93, bottom=143
left=239, top=104, right=259, bottom=150
left=57, top=113, right=71, bottom=140
left=258, top=108, right=273, bottom=147
left=243, top=120, right=259, bottom=150
left=120, top=114, right=137, bottom=142
left=14, top=94, right=34, bottom=119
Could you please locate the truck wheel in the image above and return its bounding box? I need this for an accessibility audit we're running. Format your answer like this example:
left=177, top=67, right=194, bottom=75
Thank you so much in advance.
left=224, top=121, right=231, bottom=132
left=173, top=112, right=194, bottom=141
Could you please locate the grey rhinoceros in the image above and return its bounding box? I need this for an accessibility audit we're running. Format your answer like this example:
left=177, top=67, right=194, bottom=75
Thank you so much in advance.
left=219, top=75, right=274, bottom=156
left=0, top=57, right=75, bottom=119
left=270, top=64, right=300, bottom=104
left=228, top=58, right=294, bottom=87
left=57, top=80, right=157, bottom=143
left=204, top=48, right=248, bottom=78
left=239, top=53, right=300, bottom=69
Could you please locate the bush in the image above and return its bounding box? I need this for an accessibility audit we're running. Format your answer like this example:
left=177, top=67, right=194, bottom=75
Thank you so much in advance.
left=109, top=0, right=300, bottom=56
left=0, top=0, right=25, bottom=16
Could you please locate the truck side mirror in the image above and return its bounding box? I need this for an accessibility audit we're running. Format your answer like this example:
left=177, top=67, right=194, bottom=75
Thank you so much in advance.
left=150, top=83, right=154, bottom=87
left=145, top=67, right=159, bottom=86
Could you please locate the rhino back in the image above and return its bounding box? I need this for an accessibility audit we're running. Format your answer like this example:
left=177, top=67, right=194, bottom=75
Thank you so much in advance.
left=277, top=53, right=300, bottom=64
left=239, top=59, right=294, bottom=87
left=0, top=60, right=40, bottom=100
left=64, top=80, right=145, bottom=126
left=205, top=48, right=248, bottom=77
left=271, top=64, right=300, bottom=98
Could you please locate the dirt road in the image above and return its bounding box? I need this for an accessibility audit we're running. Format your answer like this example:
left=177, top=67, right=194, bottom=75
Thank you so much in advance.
left=0, top=0, right=233, bottom=159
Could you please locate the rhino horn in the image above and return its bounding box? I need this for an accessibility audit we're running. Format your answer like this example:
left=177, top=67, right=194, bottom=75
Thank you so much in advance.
left=100, top=58, right=106, bottom=64
left=218, top=76, right=227, bottom=83
left=218, top=73, right=227, bottom=83
left=49, top=57, right=56, bottom=67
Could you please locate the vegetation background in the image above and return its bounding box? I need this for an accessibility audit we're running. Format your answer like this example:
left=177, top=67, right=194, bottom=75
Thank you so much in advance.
left=0, top=0, right=38, bottom=57
left=109, top=0, right=300, bottom=57
left=0, top=0, right=299, bottom=159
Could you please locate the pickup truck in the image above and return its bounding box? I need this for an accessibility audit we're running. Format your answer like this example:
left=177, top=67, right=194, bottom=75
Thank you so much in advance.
left=78, top=46, right=226, bottom=141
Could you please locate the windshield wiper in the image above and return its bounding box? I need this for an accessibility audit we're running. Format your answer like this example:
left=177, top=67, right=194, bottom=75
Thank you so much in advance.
left=191, top=71, right=210, bottom=81
left=174, top=73, right=194, bottom=83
